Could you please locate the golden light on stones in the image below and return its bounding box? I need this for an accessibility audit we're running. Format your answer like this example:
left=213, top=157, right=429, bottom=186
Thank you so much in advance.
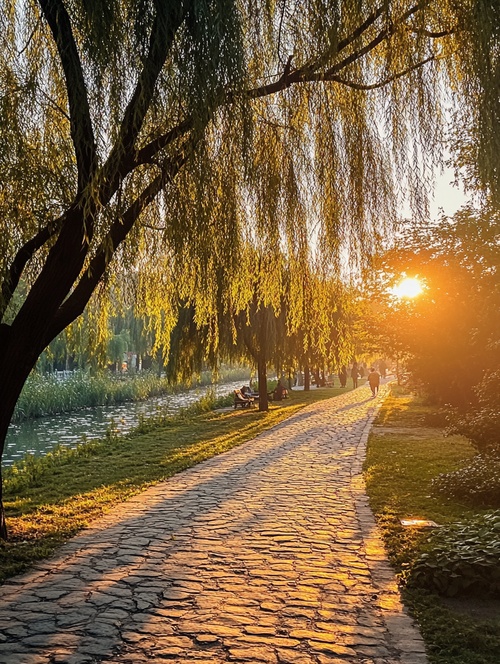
left=391, top=277, right=423, bottom=299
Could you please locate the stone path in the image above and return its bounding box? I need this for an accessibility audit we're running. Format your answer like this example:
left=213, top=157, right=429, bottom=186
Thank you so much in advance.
left=0, top=382, right=428, bottom=664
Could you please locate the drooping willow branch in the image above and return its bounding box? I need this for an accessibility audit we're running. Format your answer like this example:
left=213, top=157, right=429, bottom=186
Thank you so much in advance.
left=3, top=0, right=456, bottom=331
left=45, top=133, right=202, bottom=344
left=38, top=0, right=96, bottom=191
left=328, top=55, right=436, bottom=90
left=99, top=4, right=189, bottom=198
left=0, top=214, right=65, bottom=319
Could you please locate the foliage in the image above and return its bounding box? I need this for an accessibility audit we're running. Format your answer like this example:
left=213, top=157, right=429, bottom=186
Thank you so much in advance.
left=199, top=365, right=250, bottom=386
left=13, top=371, right=171, bottom=421
left=403, top=512, right=500, bottom=597
left=0, top=2, right=493, bottom=395
left=3, top=441, right=103, bottom=495
left=448, top=0, right=500, bottom=204
left=1, top=0, right=499, bottom=539
left=364, top=389, right=477, bottom=571
left=365, top=386, right=500, bottom=662
left=447, top=370, right=500, bottom=454
left=5, top=388, right=235, bottom=493
left=12, top=368, right=245, bottom=422
left=407, top=589, right=500, bottom=664
left=432, top=454, right=500, bottom=508
left=367, top=206, right=500, bottom=407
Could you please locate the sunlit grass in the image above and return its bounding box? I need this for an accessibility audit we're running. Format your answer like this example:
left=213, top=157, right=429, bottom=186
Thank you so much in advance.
left=1, top=386, right=346, bottom=582
left=365, top=386, right=500, bottom=664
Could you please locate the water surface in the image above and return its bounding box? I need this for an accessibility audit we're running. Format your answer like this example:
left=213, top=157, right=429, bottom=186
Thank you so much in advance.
left=4, top=381, right=244, bottom=466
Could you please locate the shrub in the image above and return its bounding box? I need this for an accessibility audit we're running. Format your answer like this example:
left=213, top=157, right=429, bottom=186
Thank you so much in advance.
left=432, top=454, right=500, bottom=508
left=447, top=370, right=500, bottom=455
left=403, top=511, right=500, bottom=597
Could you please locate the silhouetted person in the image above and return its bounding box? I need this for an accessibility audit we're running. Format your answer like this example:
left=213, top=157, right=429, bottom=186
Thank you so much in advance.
left=368, top=367, right=381, bottom=397
left=339, top=365, right=347, bottom=388
left=351, top=362, right=359, bottom=388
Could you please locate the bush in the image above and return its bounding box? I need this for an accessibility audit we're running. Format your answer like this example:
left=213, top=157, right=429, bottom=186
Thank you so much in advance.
left=447, top=370, right=500, bottom=455
left=432, top=454, right=500, bottom=508
left=403, top=511, right=500, bottom=597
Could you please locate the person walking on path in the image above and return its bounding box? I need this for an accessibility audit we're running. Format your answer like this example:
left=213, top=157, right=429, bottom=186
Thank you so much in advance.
left=368, top=367, right=381, bottom=397
left=351, top=360, right=359, bottom=388
left=0, top=382, right=427, bottom=664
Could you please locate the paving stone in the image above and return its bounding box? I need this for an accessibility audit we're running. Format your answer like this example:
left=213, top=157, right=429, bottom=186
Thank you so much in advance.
left=308, top=640, right=357, bottom=656
left=147, top=647, right=184, bottom=658
left=0, top=382, right=427, bottom=663
left=195, top=634, right=220, bottom=644
left=235, top=635, right=301, bottom=648
left=228, top=646, right=278, bottom=662
left=1, top=655, right=50, bottom=664
left=244, top=625, right=276, bottom=636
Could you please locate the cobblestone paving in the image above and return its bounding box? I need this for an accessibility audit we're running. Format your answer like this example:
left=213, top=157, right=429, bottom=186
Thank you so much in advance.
left=0, top=382, right=428, bottom=664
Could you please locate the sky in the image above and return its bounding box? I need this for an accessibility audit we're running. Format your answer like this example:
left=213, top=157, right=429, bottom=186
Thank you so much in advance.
left=431, top=165, right=468, bottom=219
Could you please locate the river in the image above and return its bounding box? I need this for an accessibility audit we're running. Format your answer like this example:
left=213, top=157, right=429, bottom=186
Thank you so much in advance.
left=4, top=380, right=245, bottom=467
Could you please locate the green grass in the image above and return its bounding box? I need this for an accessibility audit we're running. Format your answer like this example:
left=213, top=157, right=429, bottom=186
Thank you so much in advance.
left=364, top=386, right=500, bottom=664
left=0, top=385, right=345, bottom=582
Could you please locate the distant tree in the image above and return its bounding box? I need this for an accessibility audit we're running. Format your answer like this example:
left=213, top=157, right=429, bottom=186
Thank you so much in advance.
left=107, top=330, right=130, bottom=373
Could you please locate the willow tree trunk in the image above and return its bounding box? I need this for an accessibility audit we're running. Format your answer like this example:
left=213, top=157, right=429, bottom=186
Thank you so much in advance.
left=257, top=358, right=269, bottom=412
left=304, top=364, right=310, bottom=391
left=0, top=330, right=41, bottom=540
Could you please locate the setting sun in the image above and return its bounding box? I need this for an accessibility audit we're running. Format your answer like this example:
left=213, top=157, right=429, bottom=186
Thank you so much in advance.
left=391, top=277, right=424, bottom=299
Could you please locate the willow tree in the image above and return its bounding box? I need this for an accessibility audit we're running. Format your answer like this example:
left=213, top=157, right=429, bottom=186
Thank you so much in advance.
left=0, top=0, right=497, bottom=537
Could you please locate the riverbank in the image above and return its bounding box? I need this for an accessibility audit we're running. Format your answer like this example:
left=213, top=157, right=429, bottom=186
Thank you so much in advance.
left=365, top=386, right=500, bottom=664
left=1, top=386, right=347, bottom=582
left=13, top=368, right=251, bottom=422
left=5, top=380, right=243, bottom=466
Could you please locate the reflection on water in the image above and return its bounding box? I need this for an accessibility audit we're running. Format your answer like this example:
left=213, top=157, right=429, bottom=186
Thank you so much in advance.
left=4, top=381, right=244, bottom=466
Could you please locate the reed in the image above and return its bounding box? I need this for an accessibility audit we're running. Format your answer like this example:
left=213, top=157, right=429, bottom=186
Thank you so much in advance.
left=14, top=367, right=250, bottom=422
left=13, top=372, right=172, bottom=422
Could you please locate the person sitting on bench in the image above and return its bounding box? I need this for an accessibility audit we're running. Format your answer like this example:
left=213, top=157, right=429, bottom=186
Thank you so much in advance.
left=234, top=388, right=254, bottom=408
left=272, top=379, right=288, bottom=401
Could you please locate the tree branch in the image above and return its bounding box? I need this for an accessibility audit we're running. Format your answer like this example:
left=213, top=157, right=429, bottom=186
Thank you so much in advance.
left=301, top=2, right=386, bottom=75
left=100, top=3, right=189, bottom=189
left=0, top=216, right=64, bottom=320
left=327, top=56, right=436, bottom=90
left=45, top=135, right=199, bottom=343
left=407, top=26, right=457, bottom=38
left=135, top=117, right=194, bottom=166
left=324, top=1, right=429, bottom=78
left=38, top=0, right=96, bottom=191
left=242, top=0, right=439, bottom=98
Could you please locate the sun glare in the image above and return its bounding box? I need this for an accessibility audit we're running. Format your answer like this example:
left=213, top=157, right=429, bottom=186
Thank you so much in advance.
left=391, top=277, right=423, bottom=299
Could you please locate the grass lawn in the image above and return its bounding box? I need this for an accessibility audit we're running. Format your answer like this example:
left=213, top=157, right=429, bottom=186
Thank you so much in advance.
left=0, top=385, right=346, bottom=583
left=365, top=386, right=500, bottom=664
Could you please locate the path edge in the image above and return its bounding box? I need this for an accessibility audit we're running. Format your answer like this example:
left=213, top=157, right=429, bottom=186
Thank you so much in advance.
left=352, top=386, right=429, bottom=664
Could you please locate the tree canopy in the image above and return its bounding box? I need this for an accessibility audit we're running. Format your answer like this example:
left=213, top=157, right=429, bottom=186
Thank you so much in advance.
left=367, top=205, right=500, bottom=405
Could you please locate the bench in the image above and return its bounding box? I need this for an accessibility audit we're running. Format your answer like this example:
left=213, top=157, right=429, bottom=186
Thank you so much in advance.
left=234, top=389, right=254, bottom=408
